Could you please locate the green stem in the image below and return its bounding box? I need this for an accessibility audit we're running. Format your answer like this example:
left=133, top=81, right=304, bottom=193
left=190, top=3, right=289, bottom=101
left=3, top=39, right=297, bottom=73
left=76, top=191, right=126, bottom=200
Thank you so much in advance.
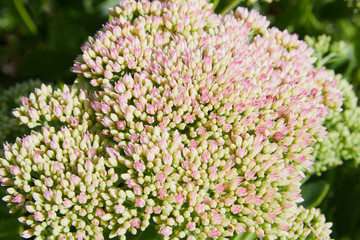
left=232, top=232, right=257, bottom=240
left=317, top=52, right=337, bottom=68
left=134, top=230, right=145, bottom=240
left=212, top=0, right=221, bottom=10
left=219, top=0, right=244, bottom=15
left=232, top=235, right=241, bottom=240
left=13, top=0, right=38, bottom=35
left=303, top=3, right=323, bottom=32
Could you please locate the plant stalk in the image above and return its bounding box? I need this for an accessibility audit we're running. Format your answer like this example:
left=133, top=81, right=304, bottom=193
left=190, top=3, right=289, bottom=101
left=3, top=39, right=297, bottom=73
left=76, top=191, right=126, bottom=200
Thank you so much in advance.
left=219, top=0, right=244, bottom=15
left=13, top=0, right=38, bottom=35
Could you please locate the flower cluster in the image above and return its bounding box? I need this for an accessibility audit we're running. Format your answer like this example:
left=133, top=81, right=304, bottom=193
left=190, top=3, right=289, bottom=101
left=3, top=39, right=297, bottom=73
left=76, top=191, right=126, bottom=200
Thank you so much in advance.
left=304, top=35, right=350, bottom=70
left=1, top=0, right=342, bottom=239
left=304, top=35, right=360, bottom=174
left=12, top=84, right=94, bottom=131
left=312, top=77, right=360, bottom=174
left=280, top=206, right=332, bottom=240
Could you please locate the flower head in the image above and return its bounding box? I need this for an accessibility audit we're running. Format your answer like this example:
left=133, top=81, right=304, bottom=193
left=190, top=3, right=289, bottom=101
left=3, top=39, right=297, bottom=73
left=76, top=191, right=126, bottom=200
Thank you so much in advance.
left=1, top=0, right=341, bottom=239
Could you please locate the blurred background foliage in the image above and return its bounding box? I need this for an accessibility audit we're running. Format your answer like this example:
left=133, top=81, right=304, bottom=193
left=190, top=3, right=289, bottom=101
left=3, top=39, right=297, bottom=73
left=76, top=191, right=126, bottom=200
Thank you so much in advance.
left=0, top=0, right=359, bottom=239
left=0, top=0, right=120, bottom=89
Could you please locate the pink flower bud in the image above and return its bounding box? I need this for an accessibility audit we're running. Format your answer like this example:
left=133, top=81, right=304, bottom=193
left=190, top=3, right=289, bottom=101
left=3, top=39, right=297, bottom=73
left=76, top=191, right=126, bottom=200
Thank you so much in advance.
left=236, top=187, right=247, bottom=197
left=63, top=199, right=73, bottom=208
left=10, top=165, right=21, bottom=176
left=134, top=161, right=145, bottom=172
left=95, top=208, right=105, bottom=217
left=154, top=206, right=161, bottom=214
left=70, top=174, right=81, bottom=186
left=208, top=228, right=220, bottom=238
left=21, top=229, right=34, bottom=239
left=43, top=190, right=53, bottom=201
left=75, top=231, right=86, bottom=240
left=157, top=189, right=166, bottom=199
left=77, top=193, right=88, bottom=204
left=135, top=198, right=145, bottom=208
left=159, top=226, right=172, bottom=237
left=12, top=194, right=25, bottom=204
left=130, top=218, right=141, bottom=229
left=28, top=107, right=39, bottom=121
left=115, top=204, right=125, bottom=214
left=34, top=212, right=45, bottom=221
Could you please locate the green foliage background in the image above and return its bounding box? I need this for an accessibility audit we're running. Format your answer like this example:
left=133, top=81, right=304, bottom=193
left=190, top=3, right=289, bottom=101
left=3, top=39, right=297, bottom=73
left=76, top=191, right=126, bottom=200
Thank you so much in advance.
left=0, top=0, right=359, bottom=239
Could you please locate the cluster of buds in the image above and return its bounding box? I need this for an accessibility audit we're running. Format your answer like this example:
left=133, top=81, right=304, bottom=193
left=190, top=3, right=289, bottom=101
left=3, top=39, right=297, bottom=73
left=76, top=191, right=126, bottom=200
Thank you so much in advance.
left=2, top=126, right=111, bottom=239
left=12, top=84, right=95, bottom=131
left=304, top=35, right=360, bottom=174
left=280, top=206, right=333, bottom=239
left=1, top=0, right=342, bottom=239
left=312, top=77, right=360, bottom=174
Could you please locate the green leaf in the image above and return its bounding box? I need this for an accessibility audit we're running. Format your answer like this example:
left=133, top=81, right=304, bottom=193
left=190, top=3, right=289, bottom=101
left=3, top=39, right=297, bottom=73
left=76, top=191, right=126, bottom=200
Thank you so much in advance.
left=300, top=180, right=330, bottom=208
left=10, top=0, right=38, bottom=35
left=0, top=188, right=22, bottom=239
left=0, top=217, right=22, bottom=240
left=130, top=225, right=160, bottom=240
left=232, top=232, right=257, bottom=240
left=105, top=225, right=160, bottom=240
left=354, top=37, right=360, bottom=66
left=219, top=0, right=244, bottom=15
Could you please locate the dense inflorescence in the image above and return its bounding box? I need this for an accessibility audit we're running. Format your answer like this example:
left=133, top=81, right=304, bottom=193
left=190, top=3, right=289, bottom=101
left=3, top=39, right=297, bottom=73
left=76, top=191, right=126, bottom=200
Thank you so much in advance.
left=280, top=206, right=332, bottom=240
left=0, top=0, right=342, bottom=239
left=304, top=35, right=360, bottom=175
left=312, top=78, right=360, bottom=174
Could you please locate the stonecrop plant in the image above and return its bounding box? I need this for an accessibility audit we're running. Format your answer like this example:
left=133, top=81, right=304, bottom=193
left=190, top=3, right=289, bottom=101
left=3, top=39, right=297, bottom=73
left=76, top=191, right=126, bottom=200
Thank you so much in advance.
left=304, top=35, right=360, bottom=175
left=0, top=0, right=344, bottom=239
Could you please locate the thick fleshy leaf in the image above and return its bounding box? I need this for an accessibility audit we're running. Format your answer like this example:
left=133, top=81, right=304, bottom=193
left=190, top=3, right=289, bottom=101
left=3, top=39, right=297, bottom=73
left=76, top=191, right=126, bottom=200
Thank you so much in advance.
left=0, top=218, right=22, bottom=240
left=301, top=180, right=330, bottom=208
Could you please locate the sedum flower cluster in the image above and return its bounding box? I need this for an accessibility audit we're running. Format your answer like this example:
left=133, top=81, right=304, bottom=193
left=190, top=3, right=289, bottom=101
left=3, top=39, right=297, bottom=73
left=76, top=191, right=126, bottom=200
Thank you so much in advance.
left=304, top=35, right=360, bottom=174
left=304, top=35, right=350, bottom=70
left=0, top=0, right=343, bottom=239
left=312, top=77, right=360, bottom=174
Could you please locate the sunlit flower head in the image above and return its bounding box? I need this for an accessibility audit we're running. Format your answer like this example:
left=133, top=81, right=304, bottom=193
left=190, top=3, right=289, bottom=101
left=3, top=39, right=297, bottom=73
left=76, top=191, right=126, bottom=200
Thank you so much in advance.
left=1, top=0, right=341, bottom=239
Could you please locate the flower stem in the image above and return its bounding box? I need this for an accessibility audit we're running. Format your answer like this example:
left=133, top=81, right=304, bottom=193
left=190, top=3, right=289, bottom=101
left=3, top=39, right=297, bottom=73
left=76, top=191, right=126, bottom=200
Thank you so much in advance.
left=219, top=0, right=244, bottom=15
left=317, top=52, right=337, bottom=68
left=232, top=232, right=257, bottom=240
left=13, top=0, right=38, bottom=35
left=212, top=0, right=221, bottom=10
